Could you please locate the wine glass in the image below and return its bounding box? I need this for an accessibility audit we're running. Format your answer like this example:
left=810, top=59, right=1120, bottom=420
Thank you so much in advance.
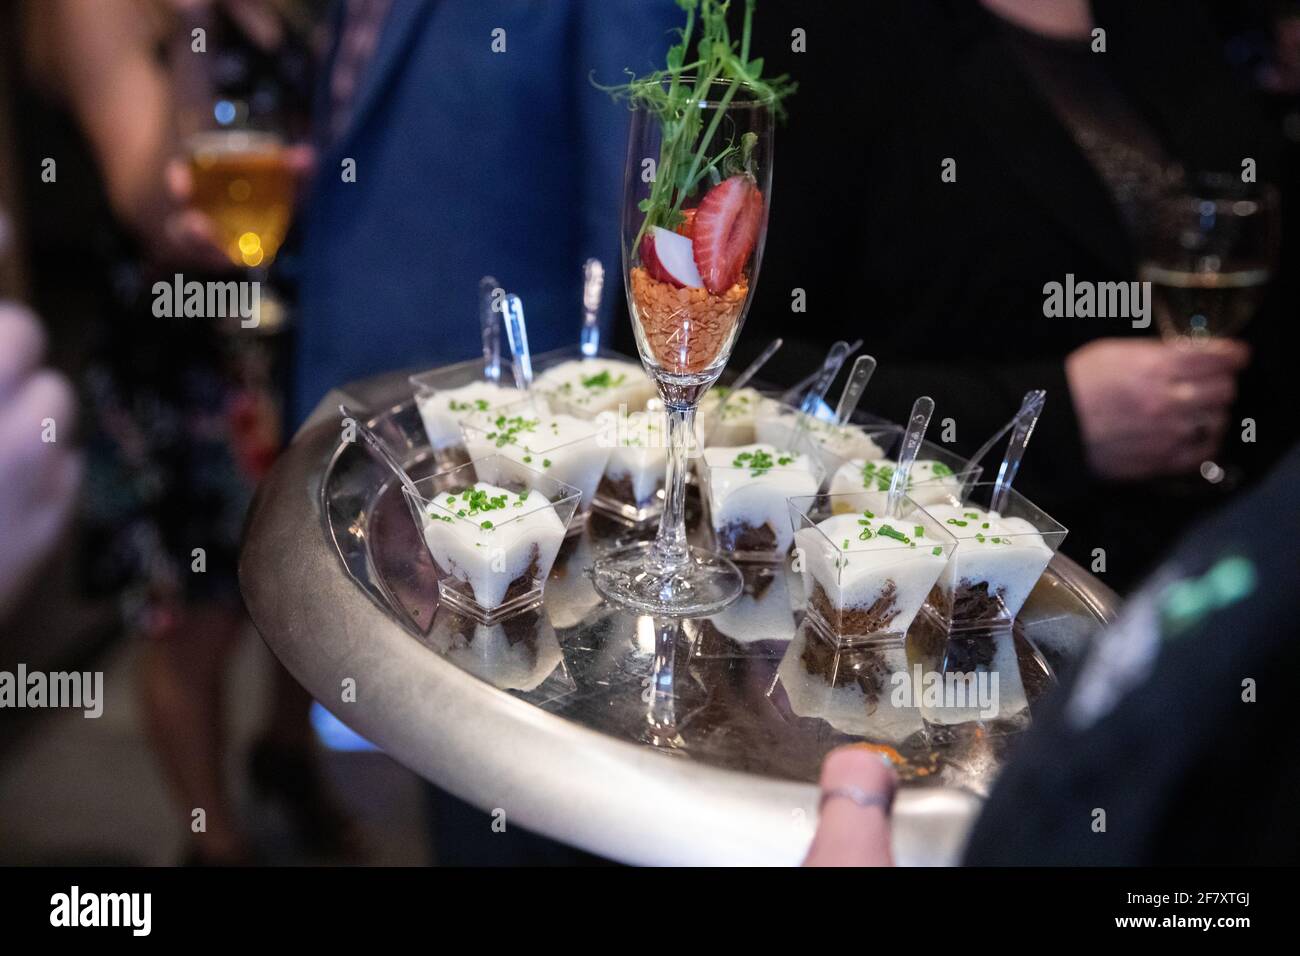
left=592, top=79, right=774, bottom=615
left=186, top=122, right=297, bottom=334
left=1139, top=175, right=1279, bottom=342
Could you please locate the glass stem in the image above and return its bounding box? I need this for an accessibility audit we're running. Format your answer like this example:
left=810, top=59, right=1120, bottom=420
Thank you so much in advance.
left=651, top=401, right=697, bottom=570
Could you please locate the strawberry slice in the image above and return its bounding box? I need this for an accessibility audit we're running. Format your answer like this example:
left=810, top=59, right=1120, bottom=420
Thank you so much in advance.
left=691, top=175, right=763, bottom=294
left=675, top=207, right=698, bottom=240
left=640, top=230, right=684, bottom=287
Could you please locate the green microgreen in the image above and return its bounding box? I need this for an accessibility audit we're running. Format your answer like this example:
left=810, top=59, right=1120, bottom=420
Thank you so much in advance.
left=596, top=0, right=795, bottom=247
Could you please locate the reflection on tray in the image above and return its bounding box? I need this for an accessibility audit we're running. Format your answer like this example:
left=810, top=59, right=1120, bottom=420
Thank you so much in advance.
left=423, top=606, right=576, bottom=707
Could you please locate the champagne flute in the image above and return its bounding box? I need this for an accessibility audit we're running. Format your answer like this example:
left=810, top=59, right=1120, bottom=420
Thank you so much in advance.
left=186, top=120, right=298, bottom=334
left=1139, top=175, right=1279, bottom=342
left=592, top=79, right=775, bottom=615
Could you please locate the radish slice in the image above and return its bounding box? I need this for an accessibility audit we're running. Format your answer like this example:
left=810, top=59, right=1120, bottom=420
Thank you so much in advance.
left=650, top=226, right=704, bottom=289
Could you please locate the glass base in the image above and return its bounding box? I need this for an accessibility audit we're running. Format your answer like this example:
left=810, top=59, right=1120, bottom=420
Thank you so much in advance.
left=592, top=542, right=743, bottom=616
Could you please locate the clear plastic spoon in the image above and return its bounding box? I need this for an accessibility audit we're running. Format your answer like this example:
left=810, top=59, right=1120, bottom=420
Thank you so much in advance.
left=789, top=340, right=854, bottom=454
left=339, top=404, right=422, bottom=500
left=961, top=389, right=1048, bottom=497
left=886, top=395, right=935, bottom=517
left=990, top=391, right=1047, bottom=513
left=479, top=275, right=501, bottom=384
left=780, top=338, right=863, bottom=408
left=580, top=258, right=604, bottom=358
left=834, top=354, right=878, bottom=425
left=501, top=293, right=533, bottom=391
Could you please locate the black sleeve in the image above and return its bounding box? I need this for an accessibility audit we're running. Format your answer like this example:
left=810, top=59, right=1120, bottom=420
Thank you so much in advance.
left=963, top=444, right=1300, bottom=865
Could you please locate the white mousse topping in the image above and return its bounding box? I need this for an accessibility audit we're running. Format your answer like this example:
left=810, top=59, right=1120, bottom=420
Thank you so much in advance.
left=415, top=380, right=523, bottom=449
left=924, top=503, right=1053, bottom=619
left=829, top=458, right=964, bottom=505
left=420, top=482, right=566, bottom=609
left=796, top=510, right=950, bottom=632
left=533, top=358, right=655, bottom=416
left=754, top=399, right=888, bottom=475
left=462, top=410, right=610, bottom=511
left=702, top=443, right=821, bottom=554
left=698, top=386, right=763, bottom=447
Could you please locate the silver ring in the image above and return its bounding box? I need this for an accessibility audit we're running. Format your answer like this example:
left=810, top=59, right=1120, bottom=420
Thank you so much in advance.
left=820, top=785, right=893, bottom=813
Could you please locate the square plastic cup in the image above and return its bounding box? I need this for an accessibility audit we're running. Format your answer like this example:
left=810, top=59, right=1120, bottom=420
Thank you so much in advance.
left=826, top=436, right=982, bottom=506
left=409, top=369, right=525, bottom=467
left=918, top=482, right=1068, bottom=632
left=529, top=355, right=656, bottom=419
left=591, top=407, right=668, bottom=524
left=458, top=396, right=611, bottom=529
left=788, top=490, right=959, bottom=645
left=697, top=438, right=825, bottom=562
left=753, top=397, right=902, bottom=483
left=401, top=455, right=581, bottom=624
left=696, top=385, right=767, bottom=448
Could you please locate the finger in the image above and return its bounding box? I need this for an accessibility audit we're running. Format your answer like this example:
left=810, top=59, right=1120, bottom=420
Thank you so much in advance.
left=804, top=745, right=897, bottom=867
left=0, top=369, right=78, bottom=448
left=0, top=372, right=78, bottom=523
left=283, top=143, right=316, bottom=178
left=1165, top=414, right=1230, bottom=474
left=820, top=744, right=899, bottom=796
left=0, top=304, right=48, bottom=401
left=165, top=157, right=193, bottom=202
left=1167, top=339, right=1252, bottom=379
left=164, top=210, right=233, bottom=271
left=1167, top=375, right=1238, bottom=413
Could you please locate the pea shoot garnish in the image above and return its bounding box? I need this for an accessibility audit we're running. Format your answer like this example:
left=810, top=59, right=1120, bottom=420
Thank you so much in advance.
left=598, top=0, right=795, bottom=248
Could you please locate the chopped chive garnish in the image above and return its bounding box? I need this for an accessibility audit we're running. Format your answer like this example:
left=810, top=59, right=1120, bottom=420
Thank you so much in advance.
left=932, top=546, right=942, bottom=555
left=946, top=518, right=968, bottom=527
left=914, top=525, right=925, bottom=538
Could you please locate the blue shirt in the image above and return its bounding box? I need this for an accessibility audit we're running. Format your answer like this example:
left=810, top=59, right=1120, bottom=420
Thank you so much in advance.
left=290, top=0, right=676, bottom=424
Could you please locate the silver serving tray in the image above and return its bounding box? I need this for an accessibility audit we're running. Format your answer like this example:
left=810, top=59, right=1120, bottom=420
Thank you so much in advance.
left=240, top=350, right=1120, bottom=865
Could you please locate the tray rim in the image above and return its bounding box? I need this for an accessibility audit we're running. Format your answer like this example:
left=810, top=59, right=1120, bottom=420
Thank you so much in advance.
left=240, top=362, right=1120, bottom=866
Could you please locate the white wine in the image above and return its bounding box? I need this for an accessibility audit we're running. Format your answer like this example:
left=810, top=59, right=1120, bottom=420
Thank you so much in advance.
left=1141, top=263, right=1269, bottom=340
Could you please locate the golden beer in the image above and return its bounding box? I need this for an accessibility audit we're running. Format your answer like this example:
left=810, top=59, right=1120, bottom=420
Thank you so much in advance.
left=188, top=131, right=294, bottom=268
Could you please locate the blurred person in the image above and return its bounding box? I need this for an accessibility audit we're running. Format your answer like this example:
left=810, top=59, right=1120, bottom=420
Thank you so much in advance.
left=17, top=0, right=348, bottom=864
left=0, top=302, right=81, bottom=621
left=287, top=0, right=680, bottom=426
left=805, top=441, right=1300, bottom=866
left=285, top=0, right=681, bottom=864
left=743, top=0, right=1292, bottom=590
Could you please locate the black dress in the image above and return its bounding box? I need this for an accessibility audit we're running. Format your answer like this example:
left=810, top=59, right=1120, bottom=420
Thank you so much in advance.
left=734, top=0, right=1294, bottom=590
left=15, top=7, right=314, bottom=637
